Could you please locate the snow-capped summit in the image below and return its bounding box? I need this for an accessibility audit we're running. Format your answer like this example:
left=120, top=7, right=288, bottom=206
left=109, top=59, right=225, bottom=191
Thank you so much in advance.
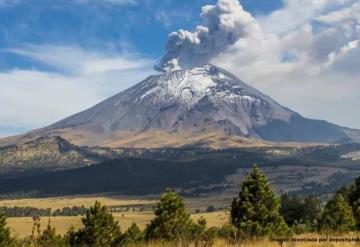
left=2, top=64, right=360, bottom=148
left=50, top=64, right=293, bottom=139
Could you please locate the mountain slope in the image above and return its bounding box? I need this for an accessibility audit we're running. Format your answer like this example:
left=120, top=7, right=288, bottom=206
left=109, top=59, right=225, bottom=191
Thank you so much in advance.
left=2, top=64, right=359, bottom=148
left=1, top=144, right=360, bottom=197
left=0, top=136, right=104, bottom=177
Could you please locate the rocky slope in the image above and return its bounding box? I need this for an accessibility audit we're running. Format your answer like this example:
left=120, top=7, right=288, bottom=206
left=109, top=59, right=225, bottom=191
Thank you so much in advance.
left=0, top=136, right=103, bottom=176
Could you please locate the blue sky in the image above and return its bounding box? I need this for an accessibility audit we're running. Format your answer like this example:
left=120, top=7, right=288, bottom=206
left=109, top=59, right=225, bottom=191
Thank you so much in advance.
left=0, top=0, right=282, bottom=70
left=1, top=0, right=360, bottom=137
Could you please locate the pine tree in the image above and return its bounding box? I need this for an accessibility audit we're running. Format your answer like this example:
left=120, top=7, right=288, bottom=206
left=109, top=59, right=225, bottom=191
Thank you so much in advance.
left=319, top=194, right=355, bottom=233
left=280, top=194, right=301, bottom=226
left=145, top=189, right=193, bottom=240
left=0, top=211, right=12, bottom=246
left=38, top=219, right=63, bottom=247
left=338, top=177, right=360, bottom=229
left=68, top=201, right=122, bottom=246
left=231, top=165, right=290, bottom=238
left=121, top=223, right=143, bottom=245
left=352, top=199, right=360, bottom=229
left=349, top=177, right=360, bottom=205
left=303, top=195, right=321, bottom=224
left=280, top=194, right=320, bottom=232
left=189, top=217, right=207, bottom=246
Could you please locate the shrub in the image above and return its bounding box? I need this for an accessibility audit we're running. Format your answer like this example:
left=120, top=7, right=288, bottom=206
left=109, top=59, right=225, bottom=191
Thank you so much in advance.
left=189, top=217, right=207, bottom=246
left=217, top=224, right=241, bottom=244
left=201, top=227, right=217, bottom=247
left=206, top=205, right=216, bottom=213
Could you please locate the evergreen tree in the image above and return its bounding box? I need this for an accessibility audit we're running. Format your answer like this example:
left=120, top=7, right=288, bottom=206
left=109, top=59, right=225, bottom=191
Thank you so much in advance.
left=349, top=177, right=360, bottom=205
left=351, top=199, right=360, bottom=230
left=30, top=216, right=41, bottom=241
left=38, top=219, right=63, bottom=247
left=319, top=194, right=355, bottom=233
left=68, top=201, right=122, bottom=246
left=303, top=195, right=321, bottom=224
left=189, top=217, right=217, bottom=247
left=66, top=226, right=78, bottom=246
left=145, top=189, right=193, bottom=241
left=337, top=177, right=360, bottom=229
left=121, top=223, right=143, bottom=245
left=189, top=217, right=207, bottom=246
left=0, top=211, right=12, bottom=246
left=231, top=165, right=290, bottom=238
left=280, top=194, right=301, bottom=226
left=336, top=185, right=352, bottom=203
left=280, top=194, right=320, bottom=230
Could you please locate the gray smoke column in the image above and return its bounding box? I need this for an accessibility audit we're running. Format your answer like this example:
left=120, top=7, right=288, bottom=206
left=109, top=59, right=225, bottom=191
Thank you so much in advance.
left=156, top=0, right=260, bottom=72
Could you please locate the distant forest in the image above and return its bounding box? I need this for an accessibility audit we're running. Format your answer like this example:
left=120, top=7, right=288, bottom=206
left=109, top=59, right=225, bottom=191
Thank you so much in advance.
left=0, top=144, right=360, bottom=198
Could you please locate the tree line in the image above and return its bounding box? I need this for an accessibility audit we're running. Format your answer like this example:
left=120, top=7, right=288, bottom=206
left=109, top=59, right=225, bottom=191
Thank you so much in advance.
left=1, top=165, right=360, bottom=246
left=1, top=204, right=158, bottom=217
left=0, top=206, right=87, bottom=217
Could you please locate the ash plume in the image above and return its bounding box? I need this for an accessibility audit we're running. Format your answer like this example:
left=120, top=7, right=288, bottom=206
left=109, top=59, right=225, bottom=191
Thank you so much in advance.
left=156, top=0, right=260, bottom=72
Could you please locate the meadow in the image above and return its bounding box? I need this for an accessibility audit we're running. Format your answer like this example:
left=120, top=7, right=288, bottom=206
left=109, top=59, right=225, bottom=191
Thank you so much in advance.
left=0, top=195, right=228, bottom=238
left=3, top=196, right=360, bottom=246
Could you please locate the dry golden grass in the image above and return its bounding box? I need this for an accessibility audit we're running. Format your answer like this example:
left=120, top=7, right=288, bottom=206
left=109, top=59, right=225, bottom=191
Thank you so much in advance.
left=7, top=216, right=83, bottom=238
left=191, top=211, right=229, bottom=227
left=6, top=211, right=229, bottom=238
left=7, top=212, right=153, bottom=238
left=102, top=129, right=272, bottom=149
left=133, top=237, right=360, bottom=247
left=0, top=195, right=157, bottom=238
left=1, top=195, right=230, bottom=238
left=0, top=194, right=231, bottom=214
left=0, top=195, right=156, bottom=210
left=6, top=211, right=360, bottom=246
left=107, top=238, right=360, bottom=247
left=4, top=196, right=360, bottom=246
left=1, top=127, right=276, bottom=149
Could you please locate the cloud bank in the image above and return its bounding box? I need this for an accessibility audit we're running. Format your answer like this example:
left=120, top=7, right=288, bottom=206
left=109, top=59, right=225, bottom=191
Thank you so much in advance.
left=0, top=45, right=155, bottom=136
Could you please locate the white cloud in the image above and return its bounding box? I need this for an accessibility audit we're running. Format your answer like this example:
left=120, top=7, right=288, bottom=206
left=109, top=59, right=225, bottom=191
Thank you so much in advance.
left=326, top=39, right=359, bottom=67
left=316, top=1, right=360, bottom=23
left=7, top=45, right=153, bottom=75
left=0, top=70, right=101, bottom=129
left=204, top=0, right=360, bottom=128
left=0, top=45, right=155, bottom=137
left=258, top=0, right=357, bottom=34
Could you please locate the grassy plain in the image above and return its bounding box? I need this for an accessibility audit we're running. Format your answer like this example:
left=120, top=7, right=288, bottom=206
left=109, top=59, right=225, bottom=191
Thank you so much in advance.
left=0, top=195, right=157, bottom=210
left=6, top=211, right=229, bottom=238
left=4, top=196, right=360, bottom=246
left=143, top=239, right=360, bottom=247
left=0, top=195, right=229, bottom=238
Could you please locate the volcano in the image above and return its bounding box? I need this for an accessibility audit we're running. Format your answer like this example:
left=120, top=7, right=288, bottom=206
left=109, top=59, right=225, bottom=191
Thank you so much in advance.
left=2, top=64, right=360, bottom=148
